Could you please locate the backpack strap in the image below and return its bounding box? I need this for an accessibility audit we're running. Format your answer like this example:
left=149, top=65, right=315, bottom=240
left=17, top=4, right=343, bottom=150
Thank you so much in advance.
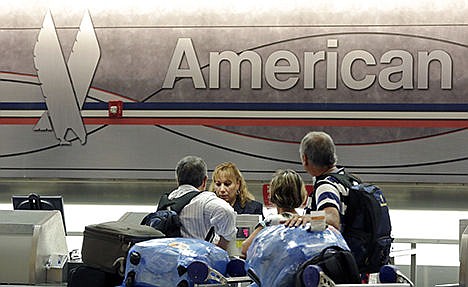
left=156, top=191, right=215, bottom=242
left=316, top=171, right=361, bottom=202
left=204, top=226, right=215, bottom=242
left=309, top=168, right=352, bottom=212
left=157, top=191, right=201, bottom=214
left=318, top=169, right=361, bottom=188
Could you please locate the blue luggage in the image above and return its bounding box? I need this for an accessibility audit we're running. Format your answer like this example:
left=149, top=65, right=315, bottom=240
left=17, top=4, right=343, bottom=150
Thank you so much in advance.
left=245, top=225, right=350, bottom=287
left=122, top=237, right=231, bottom=287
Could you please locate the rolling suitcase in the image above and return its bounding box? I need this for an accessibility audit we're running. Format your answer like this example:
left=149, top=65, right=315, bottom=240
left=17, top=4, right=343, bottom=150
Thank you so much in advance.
left=82, top=221, right=164, bottom=276
left=122, top=237, right=231, bottom=287
left=245, top=225, right=351, bottom=287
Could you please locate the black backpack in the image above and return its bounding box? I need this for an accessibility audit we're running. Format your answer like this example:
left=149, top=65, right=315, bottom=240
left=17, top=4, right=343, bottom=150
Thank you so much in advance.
left=295, top=246, right=361, bottom=286
left=141, top=191, right=200, bottom=237
left=313, top=171, right=393, bottom=273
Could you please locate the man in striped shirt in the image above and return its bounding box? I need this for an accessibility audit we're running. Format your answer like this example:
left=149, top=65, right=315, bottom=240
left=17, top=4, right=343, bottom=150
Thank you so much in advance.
left=285, top=131, right=348, bottom=230
left=167, top=155, right=237, bottom=250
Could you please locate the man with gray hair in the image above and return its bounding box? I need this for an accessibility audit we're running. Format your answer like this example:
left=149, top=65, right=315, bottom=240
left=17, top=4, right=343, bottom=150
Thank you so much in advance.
left=285, top=131, right=347, bottom=230
left=167, top=155, right=237, bottom=250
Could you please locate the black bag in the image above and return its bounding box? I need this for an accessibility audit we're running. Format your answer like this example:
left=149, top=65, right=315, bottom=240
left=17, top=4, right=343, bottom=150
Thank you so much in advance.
left=314, top=172, right=393, bottom=273
left=141, top=191, right=200, bottom=237
left=81, top=221, right=164, bottom=276
left=295, top=246, right=361, bottom=285
left=67, top=265, right=123, bottom=287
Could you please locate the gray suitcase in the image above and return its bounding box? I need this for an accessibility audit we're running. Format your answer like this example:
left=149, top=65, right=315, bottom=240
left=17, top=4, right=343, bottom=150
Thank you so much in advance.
left=81, top=221, right=164, bottom=275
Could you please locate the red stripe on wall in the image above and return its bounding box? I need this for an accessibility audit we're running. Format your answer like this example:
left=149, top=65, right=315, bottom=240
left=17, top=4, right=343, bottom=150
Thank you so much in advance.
left=1, top=117, right=466, bottom=127
left=0, top=118, right=39, bottom=124
left=87, top=118, right=468, bottom=127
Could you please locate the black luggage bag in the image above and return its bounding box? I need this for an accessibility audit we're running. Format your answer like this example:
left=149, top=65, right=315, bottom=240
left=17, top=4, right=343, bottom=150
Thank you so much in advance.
left=68, top=265, right=123, bottom=287
left=81, top=221, right=164, bottom=276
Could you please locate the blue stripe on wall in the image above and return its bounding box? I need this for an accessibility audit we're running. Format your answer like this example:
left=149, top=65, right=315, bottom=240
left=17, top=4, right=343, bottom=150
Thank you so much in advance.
left=1, top=102, right=467, bottom=112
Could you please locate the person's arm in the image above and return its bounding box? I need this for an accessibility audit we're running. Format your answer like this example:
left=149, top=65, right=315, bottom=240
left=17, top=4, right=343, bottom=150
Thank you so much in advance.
left=285, top=181, right=342, bottom=230
left=322, top=206, right=340, bottom=230
left=284, top=206, right=340, bottom=230
left=217, top=235, right=230, bottom=250
left=206, top=196, right=237, bottom=248
left=241, top=225, right=264, bottom=258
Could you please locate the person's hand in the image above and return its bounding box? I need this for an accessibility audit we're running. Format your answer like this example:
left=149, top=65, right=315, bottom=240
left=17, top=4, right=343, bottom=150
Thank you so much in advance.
left=283, top=214, right=312, bottom=227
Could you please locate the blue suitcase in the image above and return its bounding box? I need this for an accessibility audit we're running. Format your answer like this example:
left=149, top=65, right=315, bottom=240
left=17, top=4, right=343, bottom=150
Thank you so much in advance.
left=245, top=225, right=350, bottom=287
left=122, top=237, right=232, bottom=287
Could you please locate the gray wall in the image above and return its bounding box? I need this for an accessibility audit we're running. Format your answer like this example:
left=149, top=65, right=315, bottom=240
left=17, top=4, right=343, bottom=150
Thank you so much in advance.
left=1, top=1, right=467, bottom=183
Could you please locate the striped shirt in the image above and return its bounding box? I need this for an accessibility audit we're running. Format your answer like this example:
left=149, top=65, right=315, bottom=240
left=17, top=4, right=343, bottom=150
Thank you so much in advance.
left=168, top=185, right=237, bottom=241
left=313, top=169, right=350, bottom=216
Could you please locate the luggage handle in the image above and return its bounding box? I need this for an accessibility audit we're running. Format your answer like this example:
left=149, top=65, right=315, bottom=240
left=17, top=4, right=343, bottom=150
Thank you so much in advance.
left=113, top=257, right=126, bottom=276
left=187, top=261, right=228, bottom=284
left=247, top=268, right=261, bottom=287
left=124, top=241, right=132, bottom=252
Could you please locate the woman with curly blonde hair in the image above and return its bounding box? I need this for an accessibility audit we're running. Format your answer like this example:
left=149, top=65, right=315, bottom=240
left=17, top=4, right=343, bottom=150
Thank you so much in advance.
left=210, top=162, right=263, bottom=216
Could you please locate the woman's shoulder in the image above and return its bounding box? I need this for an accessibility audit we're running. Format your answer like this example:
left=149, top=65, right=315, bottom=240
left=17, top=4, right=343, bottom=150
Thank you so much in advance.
left=244, top=199, right=263, bottom=213
left=245, top=199, right=263, bottom=208
left=235, top=199, right=263, bottom=215
left=264, top=213, right=292, bottom=226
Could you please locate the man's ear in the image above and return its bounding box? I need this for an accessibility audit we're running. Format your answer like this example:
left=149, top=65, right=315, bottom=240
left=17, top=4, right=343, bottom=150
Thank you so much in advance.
left=200, top=176, right=208, bottom=190
left=301, top=154, right=308, bottom=166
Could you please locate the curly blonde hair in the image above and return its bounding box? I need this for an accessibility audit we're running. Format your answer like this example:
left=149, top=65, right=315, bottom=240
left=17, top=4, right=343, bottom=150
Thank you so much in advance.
left=209, top=162, right=255, bottom=208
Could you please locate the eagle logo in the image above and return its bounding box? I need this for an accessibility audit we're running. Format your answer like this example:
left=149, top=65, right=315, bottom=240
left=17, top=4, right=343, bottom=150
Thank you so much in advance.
left=33, top=10, right=100, bottom=145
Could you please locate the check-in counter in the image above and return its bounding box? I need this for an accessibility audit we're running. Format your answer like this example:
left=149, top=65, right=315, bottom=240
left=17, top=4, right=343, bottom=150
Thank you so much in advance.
left=0, top=210, right=68, bottom=284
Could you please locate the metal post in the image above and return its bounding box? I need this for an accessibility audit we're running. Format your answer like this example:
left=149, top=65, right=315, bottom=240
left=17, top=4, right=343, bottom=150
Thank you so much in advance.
left=410, top=242, right=416, bottom=286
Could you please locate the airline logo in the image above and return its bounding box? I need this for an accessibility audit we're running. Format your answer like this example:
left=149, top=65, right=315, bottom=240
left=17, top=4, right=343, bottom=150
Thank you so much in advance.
left=32, top=10, right=100, bottom=145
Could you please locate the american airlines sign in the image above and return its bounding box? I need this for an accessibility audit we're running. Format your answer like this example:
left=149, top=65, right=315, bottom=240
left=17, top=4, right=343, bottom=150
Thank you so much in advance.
left=0, top=7, right=467, bottom=182
left=2, top=11, right=467, bottom=148
left=163, top=37, right=452, bottom=91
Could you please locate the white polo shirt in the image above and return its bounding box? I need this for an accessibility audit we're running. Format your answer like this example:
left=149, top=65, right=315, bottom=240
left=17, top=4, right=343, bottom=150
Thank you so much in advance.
left=168, top=184, right=237, bottom=242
